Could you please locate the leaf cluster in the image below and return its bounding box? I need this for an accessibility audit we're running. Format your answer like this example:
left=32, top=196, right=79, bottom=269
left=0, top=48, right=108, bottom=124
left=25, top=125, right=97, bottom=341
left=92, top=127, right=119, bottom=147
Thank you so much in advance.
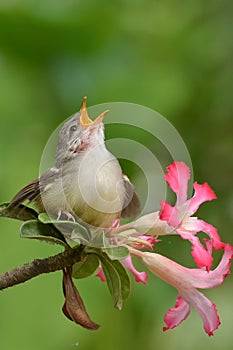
left=0, top=202, right=131, bottom=328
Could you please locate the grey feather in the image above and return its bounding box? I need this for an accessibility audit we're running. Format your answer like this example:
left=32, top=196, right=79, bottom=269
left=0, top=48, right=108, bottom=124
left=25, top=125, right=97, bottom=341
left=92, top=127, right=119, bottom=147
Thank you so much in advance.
left=121, top=175, right=141, bottom=219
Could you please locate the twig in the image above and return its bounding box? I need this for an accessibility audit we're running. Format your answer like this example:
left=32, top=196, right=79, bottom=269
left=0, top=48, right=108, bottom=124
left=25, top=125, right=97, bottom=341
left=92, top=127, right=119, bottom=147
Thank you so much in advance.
left=0, top=246, right=84, bottom=291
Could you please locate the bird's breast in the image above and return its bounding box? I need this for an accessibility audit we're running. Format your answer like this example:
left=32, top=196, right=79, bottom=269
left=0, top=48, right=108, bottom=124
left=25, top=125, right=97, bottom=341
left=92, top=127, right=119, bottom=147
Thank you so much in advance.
left=41, top=148, right=126, bottom=228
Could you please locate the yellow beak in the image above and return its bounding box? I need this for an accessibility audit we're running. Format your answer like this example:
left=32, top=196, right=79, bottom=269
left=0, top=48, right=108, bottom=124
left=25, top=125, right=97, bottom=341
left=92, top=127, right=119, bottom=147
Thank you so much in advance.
left=80, top=96, right=109, bottom=127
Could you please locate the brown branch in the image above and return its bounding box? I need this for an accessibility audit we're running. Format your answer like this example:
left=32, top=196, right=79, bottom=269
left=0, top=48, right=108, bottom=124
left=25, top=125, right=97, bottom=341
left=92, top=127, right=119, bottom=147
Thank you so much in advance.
left=0, top=246, right=84, bottom=291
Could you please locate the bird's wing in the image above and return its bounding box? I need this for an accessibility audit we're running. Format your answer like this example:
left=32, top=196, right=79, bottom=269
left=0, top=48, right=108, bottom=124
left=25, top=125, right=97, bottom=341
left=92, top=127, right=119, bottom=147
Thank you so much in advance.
left=9, top=167, right=60, bottom=208
left=9, top=178, right=40, bottom=207
left=9, top=168, right=141, bottom=220
left=121, top=175, right=141, bottom=219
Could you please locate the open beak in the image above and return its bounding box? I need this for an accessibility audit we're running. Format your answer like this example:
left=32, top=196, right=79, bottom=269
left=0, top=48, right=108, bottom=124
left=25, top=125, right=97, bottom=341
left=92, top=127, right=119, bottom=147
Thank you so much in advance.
left=80, top=96, right=109, bottom=127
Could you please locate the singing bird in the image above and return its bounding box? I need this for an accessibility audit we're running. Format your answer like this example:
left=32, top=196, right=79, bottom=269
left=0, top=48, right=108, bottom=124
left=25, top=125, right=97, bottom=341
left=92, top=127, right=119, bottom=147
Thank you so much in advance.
left=9, top=98, right=140, bottom=230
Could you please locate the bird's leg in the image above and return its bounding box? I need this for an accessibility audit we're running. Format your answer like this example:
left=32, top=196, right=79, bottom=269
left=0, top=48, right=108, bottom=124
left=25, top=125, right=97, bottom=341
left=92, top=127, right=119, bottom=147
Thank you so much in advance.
left=57, top=209, right=76, bottom=222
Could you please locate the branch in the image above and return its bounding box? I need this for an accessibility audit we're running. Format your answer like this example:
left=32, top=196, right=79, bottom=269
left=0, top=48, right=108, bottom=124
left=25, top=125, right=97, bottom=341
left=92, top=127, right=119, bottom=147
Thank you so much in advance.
left=0, top=246, right=84, bottom=291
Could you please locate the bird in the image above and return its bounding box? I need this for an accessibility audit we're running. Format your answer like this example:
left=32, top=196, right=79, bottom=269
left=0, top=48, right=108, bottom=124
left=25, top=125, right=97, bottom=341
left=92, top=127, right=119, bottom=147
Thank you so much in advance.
left=9, top=97, right=140, bottom=231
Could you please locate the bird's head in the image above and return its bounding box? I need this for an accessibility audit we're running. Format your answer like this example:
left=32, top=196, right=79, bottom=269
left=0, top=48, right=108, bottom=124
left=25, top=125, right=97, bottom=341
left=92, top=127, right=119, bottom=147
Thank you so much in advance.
left=55, top=97, right=109, bottom=165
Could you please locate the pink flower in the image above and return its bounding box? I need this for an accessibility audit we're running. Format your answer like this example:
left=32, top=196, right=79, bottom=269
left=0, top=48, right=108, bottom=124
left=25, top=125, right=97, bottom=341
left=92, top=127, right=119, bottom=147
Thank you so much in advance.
left=121, top=255, right=148, bottom=284
left=96, top=256, right=148, bottom=285
left=130, top=235, right=159, bottom=250
left=131, top=243, right=233, bottom=336
left=96, top=265, right=106, bottom=282
left=160, top=162, right=224, bottom=270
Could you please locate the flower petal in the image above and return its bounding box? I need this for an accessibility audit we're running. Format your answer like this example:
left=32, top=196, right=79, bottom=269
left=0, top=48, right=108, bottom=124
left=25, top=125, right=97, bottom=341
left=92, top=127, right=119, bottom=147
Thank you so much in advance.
left=121, top=255, right=148, bottom=284
left=182, top=288, right=220, bottom=336
left=163, top=295, right=190, bottom=331
left=176, top=216, right=224, bottom=269
left=164, top=162, right=190, bottom=205
left=192, top=220, right=224, bottom=250
left=137, top=247, right=232, bottom=335
left=188, top=182, right=217, bottom=215
left=160, top=200, right=180, bottom=227
left=177, top=229, right=213, bottom=270
left=191, top=239, right=213, bottom=270
left=184, top=243, right=233, bottom=289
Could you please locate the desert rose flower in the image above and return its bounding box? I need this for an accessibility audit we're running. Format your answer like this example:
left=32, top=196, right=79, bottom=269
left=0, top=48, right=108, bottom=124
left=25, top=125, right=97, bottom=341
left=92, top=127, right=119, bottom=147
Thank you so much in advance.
left=96, top=161, right=232, bottom=335
left=130, top=244, right=233, bottom=336
left=159, top=162, right=224, bottom=270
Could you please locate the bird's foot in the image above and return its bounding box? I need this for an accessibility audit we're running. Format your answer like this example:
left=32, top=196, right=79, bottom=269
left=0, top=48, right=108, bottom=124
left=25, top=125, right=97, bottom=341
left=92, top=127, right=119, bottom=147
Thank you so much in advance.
left=57, top=209, right=76, bottom=222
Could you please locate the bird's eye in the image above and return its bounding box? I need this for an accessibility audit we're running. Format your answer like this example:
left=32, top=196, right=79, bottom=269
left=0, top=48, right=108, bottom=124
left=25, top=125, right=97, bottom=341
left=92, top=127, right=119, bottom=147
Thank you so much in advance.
left=70, top=125, right=77, bottom=132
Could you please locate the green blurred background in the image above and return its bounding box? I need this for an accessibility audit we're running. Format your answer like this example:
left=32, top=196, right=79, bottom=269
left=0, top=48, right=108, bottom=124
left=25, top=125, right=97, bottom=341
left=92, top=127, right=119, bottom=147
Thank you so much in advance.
left=0, top=0, right=232, bottom=349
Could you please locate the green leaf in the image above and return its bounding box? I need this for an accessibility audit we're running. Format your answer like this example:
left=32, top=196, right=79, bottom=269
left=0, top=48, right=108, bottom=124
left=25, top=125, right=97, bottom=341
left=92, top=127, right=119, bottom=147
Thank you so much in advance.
left=20, top=220, right=68, bottom=247
left=0, top=202, right=38, bottom=221
left=94, top=251, right=131, bottom=310
left=98, top=253, right=122, bottom=309
left=90, top=230, right=111, bottom=249
left=110, top=259, right=131, bottom=301
left=38, top=213, right=91, bottom=244
left=37, top=213, right=52, bottom=223
left=104, top=246, right=129, bottom=260
left=72, top=254, right=99, bottom=279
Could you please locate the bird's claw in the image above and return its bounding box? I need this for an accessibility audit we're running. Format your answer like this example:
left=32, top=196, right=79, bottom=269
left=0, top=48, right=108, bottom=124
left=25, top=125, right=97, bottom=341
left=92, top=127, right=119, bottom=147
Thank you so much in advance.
left=57, top=209, right=76, bottom=222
